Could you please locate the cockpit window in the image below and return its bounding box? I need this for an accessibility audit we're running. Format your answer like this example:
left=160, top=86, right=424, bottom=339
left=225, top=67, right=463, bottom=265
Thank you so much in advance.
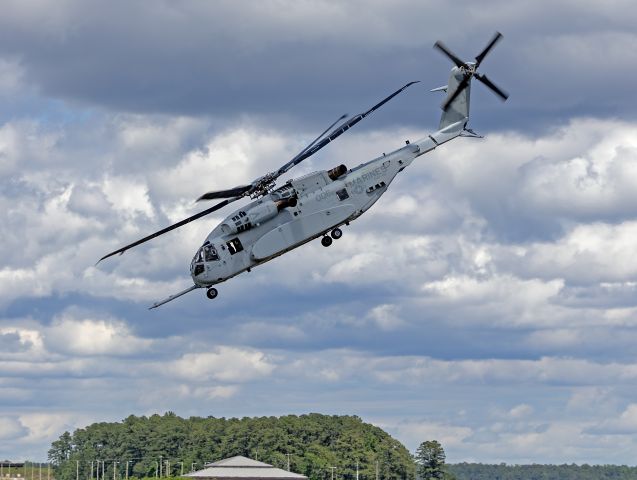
left=204, top=244, right=219, bottom=261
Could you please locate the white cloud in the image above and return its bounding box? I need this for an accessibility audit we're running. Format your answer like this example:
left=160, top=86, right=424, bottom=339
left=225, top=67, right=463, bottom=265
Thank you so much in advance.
left=0, top=416, right=27, bottom=440
left=45, top=311, right=153, bottom=356
left=589, top=403, right=637, bottom=435
left=390, top=420, right=472, bottom=449
left=171, top=346, right=275, bottom=382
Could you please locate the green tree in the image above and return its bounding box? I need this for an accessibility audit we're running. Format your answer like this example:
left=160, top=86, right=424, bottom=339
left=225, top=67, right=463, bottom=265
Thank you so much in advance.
left=414, top=441, right=447, bottom=480
left=48, top=413, right=416, bottom=480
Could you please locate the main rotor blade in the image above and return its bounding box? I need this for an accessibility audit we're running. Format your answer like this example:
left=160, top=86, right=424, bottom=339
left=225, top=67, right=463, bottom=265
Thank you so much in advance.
left=475, top=73, right=509, bottom=100
left=197, top=184, right=251, bottom=202
left=442, top=74, right=471, bottom=111
left=434, top=41, right=466, bottom=68
left=294, top=113, right=348, bottom=161
left=276, top=81, right=420, bottom=177
left=97, top=197, right=240, bottom=264
left=475, top=32, right=503, bottom=67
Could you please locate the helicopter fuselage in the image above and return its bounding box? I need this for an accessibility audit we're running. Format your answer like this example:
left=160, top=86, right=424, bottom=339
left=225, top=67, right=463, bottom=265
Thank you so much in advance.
left=188, top=120, right=465, bottom=291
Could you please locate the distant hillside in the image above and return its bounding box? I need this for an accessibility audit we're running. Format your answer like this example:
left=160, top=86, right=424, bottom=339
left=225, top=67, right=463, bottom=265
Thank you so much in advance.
left=48, top=413, right=415, bottom=480
left=448, top=462, right=637, bottom=480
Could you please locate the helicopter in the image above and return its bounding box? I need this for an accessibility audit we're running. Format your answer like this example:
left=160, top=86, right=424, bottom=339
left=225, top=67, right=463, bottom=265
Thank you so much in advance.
left=98, top=33, right=508, bottom=309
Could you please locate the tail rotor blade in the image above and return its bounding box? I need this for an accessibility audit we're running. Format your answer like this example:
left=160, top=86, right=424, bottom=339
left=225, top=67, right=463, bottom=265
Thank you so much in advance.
left=442, top=74, right=471, bottom=111
left=434, top=40, right=466, bottom=68
left=475, top=31, right=503, bottom=67
left=475, top=73, right=509, bottom=101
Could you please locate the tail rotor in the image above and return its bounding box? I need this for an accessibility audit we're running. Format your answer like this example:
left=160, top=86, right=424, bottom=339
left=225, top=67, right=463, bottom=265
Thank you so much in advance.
left=434, top=32, right=509, bottom=111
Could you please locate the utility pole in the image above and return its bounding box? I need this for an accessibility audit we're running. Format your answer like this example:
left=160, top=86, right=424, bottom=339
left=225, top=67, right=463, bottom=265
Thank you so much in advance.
left=48, top=464, right=50, bottom=480
left=39, top=463, right=42, bottom=480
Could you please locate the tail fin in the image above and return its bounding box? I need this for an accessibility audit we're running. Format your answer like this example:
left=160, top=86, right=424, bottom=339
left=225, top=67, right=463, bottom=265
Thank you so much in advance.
left=436, top=66, right=470, bottom=130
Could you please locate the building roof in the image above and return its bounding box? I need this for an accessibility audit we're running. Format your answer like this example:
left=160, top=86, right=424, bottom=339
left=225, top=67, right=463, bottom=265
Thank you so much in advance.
left=185, top=456, right=306, bottom=480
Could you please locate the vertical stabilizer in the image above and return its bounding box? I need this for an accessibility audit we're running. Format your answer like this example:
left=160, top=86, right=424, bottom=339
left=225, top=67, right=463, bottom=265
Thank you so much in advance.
left=438, top=66, right=470, bottom=130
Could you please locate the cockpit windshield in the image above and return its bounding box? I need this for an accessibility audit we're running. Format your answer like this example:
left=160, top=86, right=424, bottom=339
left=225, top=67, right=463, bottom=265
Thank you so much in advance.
left=192, top=242, right=219, bottom=266
left=204, top=243, right=219, bottom=261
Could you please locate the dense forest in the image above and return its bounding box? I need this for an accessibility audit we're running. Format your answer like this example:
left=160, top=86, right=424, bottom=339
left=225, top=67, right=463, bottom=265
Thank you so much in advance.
left=47, top=413, right=637, bottom=480
left=48, top=413, right=415, bottom=480
left=448, top=463, right=637, bottom=480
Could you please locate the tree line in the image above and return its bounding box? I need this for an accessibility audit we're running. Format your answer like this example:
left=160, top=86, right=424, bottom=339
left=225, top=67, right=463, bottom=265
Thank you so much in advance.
left=48, top=413, right=415, bottom=480
left=447, top=463, right=637, bottom=480
left=48, top=414, right=636, bottom=480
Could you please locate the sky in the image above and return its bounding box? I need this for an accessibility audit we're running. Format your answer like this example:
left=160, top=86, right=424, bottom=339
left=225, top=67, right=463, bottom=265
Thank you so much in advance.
left=2, top=0, right=637, bottom=467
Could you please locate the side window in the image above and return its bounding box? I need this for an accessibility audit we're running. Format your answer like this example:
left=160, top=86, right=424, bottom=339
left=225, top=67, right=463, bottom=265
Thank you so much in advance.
left=336, top=188, right=350, bottom=201
left=226, top=238, right=244, bottom=255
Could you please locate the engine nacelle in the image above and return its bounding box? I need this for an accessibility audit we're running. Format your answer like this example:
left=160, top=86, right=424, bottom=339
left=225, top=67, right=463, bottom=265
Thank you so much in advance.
left=221, top=197, right=297, bottom=235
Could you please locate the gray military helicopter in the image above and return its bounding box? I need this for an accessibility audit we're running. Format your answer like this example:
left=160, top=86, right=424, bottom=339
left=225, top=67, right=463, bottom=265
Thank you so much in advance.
left=99, top=33, right=508, bottom=308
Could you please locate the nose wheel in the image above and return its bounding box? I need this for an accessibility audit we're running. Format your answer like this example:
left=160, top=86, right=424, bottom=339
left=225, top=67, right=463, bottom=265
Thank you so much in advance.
left=206, top=287, right=218, bottom=300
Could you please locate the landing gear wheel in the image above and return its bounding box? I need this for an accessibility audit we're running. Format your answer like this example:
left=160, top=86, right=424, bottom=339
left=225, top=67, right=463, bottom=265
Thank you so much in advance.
left=330, top=228, right=343, bottom=240
left=206, top=288, right=218, bottom=300
left=321, top=236, right=333, bottom=247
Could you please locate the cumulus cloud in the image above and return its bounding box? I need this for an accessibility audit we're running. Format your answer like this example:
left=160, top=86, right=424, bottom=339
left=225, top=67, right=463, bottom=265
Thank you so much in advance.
left=171, top=346, right=275, bottom=382
left=45, top=310, right=153, bottom=356
left=0, top=416, right=27, bottom=439
left=3, top=0, right=637, bottom=466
